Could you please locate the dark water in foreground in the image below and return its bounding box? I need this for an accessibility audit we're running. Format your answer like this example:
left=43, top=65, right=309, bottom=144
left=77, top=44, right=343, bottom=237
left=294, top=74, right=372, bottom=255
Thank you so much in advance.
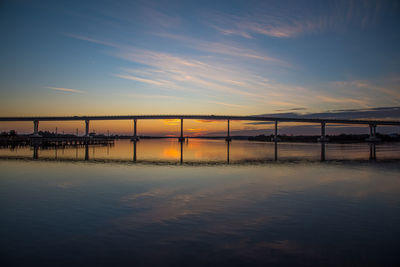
left=1, top=140, right=400, bottom=266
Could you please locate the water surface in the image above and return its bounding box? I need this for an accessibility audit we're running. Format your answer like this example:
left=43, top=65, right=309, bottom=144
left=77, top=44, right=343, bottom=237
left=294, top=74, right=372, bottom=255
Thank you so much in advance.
left=1, top=139, right=399, bottom=163
left=1, top=140, right=400, bottom=266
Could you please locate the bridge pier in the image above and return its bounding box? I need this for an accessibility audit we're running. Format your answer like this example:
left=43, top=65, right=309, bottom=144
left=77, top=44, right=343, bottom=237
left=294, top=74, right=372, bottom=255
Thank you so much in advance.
left=225, top=120, right=232, bottom=142
left=366, top=124, right=380, bottom=142
left=180, top=141, right=183, bottom=163
left=33, top=120, right=40, bottom=136
left=272, top=121, right=279, bottom=142
left=33, top=146, right=39, bottom=159
left=369, top=143, right=376, bottom=160
left=85, top=120, right=90, bottom=137
left=179, top=118, right=185, bottom=142
left=133, top=140, right=137, bottom=161
left=321, top=142, right=326, bottom=161
left=131, top=119, right=139, bottom=141
left=85, top=144, right=89, bottom=160
left=318, top=122, right=329, bottom=142
left=227, top=140, right=230, bottom=163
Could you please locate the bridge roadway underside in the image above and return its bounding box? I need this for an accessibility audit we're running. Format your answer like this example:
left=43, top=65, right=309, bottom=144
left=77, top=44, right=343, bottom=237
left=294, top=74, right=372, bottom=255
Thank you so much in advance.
left=0, top=115, right=400, bottom=126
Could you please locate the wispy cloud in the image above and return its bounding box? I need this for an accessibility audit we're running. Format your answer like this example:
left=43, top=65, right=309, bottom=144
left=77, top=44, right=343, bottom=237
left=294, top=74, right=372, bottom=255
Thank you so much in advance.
left=66, top=33, right=293, bottom=103
left=326, top=78, right=400, bottom=107
left=209, top=18, right=312, bottom=39
left=113, top=74, right=165, bottom=86
left=47, top=86, right=85, bottom=94
left=206, top=1, right=391, bottom=39
left=255, top=106, right=400, bottom=121
left=156, top=32, right=287, bottom=65
left=333, top=80, right=400, bottom=100
left=275, top=107, right=307, bottom=112
left=66, top=33, right=397, bottom=112
left=269, top=101, right=298, bottom=107
left=315, top=95, right=369, bottom=106
left=163, top=119, right=180, bottom=126
left=116, top=92, right=181, bottom=100
left=64, top=33, right=118, bottom=47
left=186, top=128, right=208, bottom=132
left=211, top=25, right=253, bottom=39
left=207, top=101, right=246, bottom=108
left=195, top=119, right=218, bottom=123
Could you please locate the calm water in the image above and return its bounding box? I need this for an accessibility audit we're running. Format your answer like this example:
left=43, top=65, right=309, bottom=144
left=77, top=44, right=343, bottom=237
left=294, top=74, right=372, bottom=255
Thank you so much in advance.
left=1, top=139, right=400, bottom=266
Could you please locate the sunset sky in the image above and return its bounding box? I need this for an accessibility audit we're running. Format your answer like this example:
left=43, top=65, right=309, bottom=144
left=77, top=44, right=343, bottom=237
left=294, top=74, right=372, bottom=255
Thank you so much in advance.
left=1, top=0, right=399, bottom=135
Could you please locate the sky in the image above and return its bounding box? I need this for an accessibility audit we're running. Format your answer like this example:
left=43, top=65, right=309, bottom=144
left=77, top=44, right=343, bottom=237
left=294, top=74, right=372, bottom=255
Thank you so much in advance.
left=0, top=0, right=400, bottom=135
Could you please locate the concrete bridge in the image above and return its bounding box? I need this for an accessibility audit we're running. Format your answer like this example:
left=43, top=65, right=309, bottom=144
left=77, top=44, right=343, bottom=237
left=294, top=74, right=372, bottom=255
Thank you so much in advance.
left=1, top=115, right=399, bottom=142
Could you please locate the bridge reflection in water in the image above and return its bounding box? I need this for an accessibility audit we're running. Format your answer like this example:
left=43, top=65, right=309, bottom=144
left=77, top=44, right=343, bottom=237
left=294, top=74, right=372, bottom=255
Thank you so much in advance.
left=0, top=139, right=394, bottom=164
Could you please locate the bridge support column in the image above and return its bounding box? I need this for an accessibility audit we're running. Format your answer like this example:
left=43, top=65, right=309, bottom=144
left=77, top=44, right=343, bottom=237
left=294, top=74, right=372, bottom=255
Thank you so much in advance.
left=180, top=141, right=183, bottom=163
left=133, top=140, right=137, bottom=162
left=272, top=121, right=279, bottom=142
left=179, top=118, right=185, bottom=142
left=321, top=142, right=326, bottom=161
left=33, top=120, right=40, bottom=136
left=85, top=120, right=90, bottom=137
left=369, top=143, right=376, bottom=160
left=33, top=146, right=39, bottom=159
left=225, top=120, right=232, bottom=142
left=366, top=124, right=380, bottom=142
left=318, top=122, right=328, bottom=142
left=85, top=144, right=89, bottom=160
left=131, top=119, right=139, bottom=141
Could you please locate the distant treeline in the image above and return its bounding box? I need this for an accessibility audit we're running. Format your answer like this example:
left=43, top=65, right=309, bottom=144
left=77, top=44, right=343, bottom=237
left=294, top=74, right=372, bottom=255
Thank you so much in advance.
left=248, top=134, right=400, bottom=143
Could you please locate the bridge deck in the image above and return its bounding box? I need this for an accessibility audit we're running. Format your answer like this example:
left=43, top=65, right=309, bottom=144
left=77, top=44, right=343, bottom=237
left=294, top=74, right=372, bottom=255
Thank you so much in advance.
left=0, top=115, right=399, bottom=126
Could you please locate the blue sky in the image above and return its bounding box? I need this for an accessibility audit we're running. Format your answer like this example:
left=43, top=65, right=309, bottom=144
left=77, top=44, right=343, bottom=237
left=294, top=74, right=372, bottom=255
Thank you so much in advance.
left=0, top=0, right=400, bottom=132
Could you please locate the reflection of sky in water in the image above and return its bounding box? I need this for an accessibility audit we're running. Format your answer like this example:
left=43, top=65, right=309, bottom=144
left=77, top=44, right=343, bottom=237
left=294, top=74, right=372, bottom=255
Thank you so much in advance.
left=1, top=152, right=400, bottom=265
left=0, top=139, right=400, bottom=163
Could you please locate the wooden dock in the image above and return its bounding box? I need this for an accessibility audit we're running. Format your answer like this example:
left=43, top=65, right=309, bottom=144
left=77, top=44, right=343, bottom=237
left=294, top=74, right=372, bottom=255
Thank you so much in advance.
left=0, top=136, right=114, bottom=147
